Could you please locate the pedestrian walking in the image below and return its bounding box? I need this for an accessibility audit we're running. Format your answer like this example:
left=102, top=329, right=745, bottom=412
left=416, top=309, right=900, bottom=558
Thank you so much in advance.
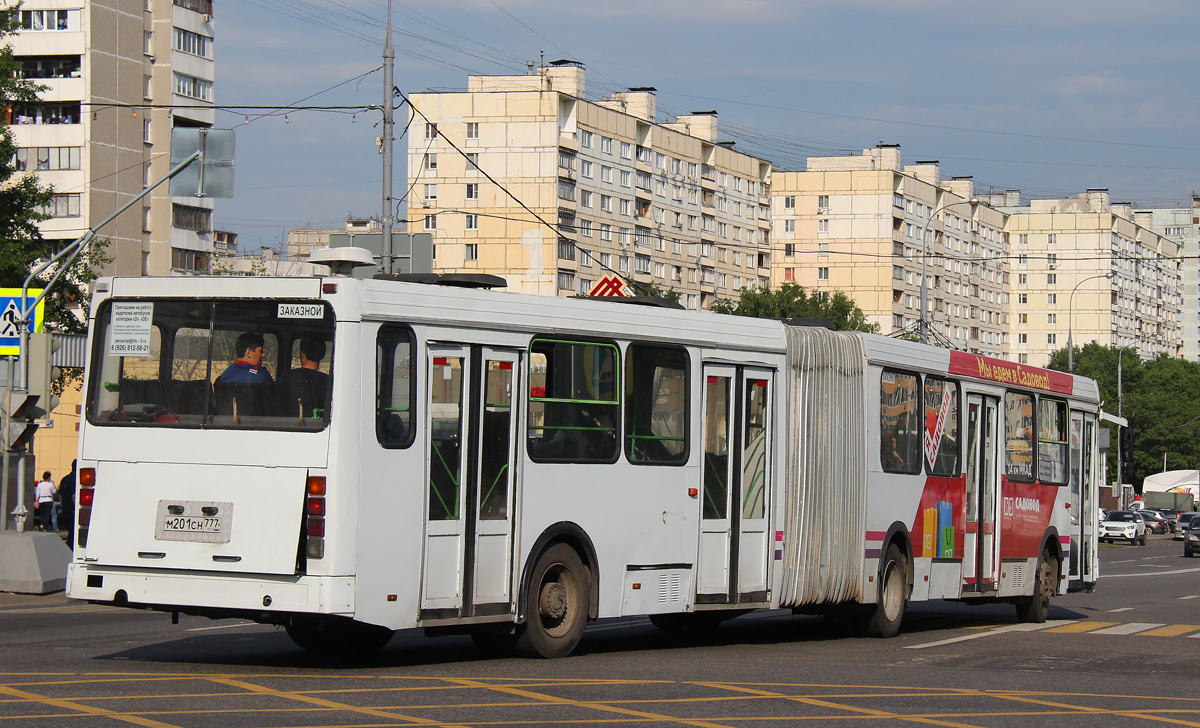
left=34, top=471, right=55, bottom=532
left=59, top=460, right=77, bottom=545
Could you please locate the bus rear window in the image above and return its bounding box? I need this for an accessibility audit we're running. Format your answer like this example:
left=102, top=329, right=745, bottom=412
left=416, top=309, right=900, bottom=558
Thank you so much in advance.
left=86, top=299, right=335, bottom=431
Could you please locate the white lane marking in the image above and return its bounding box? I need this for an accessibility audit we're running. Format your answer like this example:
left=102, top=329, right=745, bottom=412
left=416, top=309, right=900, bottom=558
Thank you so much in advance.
left=1090, top=622, right=1165, bottom=635
left=1179, top=595, right=1200, bottom=600
left=186, top=622, right=263, bottom=632
left=1107, top=607, right=1135, bottom=612
left=1143, top=555, right=1169, bottom=560
left=1110, top=559, right=1136, bottom=564
left=904, top=620, right=1072, bottom=650
left=1102, top=566, right=1200, bottom=578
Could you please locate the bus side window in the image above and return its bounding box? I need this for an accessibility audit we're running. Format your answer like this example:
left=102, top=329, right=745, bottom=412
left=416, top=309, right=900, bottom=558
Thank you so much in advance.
left=880, top=369, right=921, bottom=474
left=1004, top=391, right=1035, bottom=482
left=527, top=338, right=620, bottom=463
left=376, top=326, right=415, bottom=448
left=624, top=343, right=688, bottom=465
left=924, top=376, right=960, bottom=476
left=1037, top=397, right=1068, bottom=485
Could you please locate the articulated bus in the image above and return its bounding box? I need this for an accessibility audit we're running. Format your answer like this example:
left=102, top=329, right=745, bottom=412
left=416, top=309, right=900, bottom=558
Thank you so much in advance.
left=66, top=266, right=1101, bottom=657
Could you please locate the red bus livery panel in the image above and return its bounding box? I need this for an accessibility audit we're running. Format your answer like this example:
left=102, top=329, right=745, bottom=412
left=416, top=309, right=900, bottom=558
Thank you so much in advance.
left=948, top=351, right=1074, bottom=395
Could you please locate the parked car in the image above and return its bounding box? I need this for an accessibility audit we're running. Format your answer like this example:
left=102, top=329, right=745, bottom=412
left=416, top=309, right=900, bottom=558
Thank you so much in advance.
left=1147, top=509, right=1180, bottom=532
left=1184, top=519, right=1200, bottom=557
left=1140, top=511, right=1170, bottom=535
left=1101, top=510, right=1147, bottom=545
left=1177, top=512, right=1200, bottom=540
left=1099, top=507, right=1109, bottom=525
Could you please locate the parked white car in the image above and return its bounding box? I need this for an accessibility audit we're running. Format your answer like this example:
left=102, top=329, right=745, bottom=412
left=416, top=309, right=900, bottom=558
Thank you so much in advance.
left=1101, top=510, right=1147, bottom=545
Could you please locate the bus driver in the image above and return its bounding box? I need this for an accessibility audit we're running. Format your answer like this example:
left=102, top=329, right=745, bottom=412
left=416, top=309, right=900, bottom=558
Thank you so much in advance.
left=218, top=332, right=274, bottom=385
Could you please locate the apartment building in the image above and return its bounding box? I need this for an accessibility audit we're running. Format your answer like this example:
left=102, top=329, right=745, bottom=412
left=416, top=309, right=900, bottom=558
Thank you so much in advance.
left=8, top=0, right=216, bottom=278
left=996, top=190, right=1182, bottom=367
left=1134, top=196, right=1200, bottom=361
left=770, top=145, right=1009, bottom=357
left=406, top=62, right=772, bottom=309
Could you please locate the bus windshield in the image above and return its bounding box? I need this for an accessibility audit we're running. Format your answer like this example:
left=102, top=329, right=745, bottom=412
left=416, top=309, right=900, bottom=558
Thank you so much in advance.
left=87, top=299, right=335, bottom=431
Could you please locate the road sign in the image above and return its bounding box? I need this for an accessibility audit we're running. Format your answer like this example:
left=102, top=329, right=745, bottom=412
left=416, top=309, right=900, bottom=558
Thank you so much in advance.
left=0, top=289, right=44, bottom=356
left=588, top=275, right=627, bottom=297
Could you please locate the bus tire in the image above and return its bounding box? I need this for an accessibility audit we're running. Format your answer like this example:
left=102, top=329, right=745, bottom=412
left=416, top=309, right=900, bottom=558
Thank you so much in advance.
left=1015, top=549, right=1056, bottom=623
left=285, top=617, right=393, bottom=655
left=515, top=543, right=589, bottom=658
left=865, top=544, right=907, bottom=638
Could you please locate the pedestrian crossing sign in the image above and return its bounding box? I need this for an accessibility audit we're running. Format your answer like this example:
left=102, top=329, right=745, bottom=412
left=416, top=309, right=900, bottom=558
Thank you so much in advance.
left=0, top=289, right=45, bottom=356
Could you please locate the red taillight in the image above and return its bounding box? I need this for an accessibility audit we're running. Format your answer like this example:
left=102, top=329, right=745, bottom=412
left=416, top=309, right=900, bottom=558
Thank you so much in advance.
left=77, top=508, right=91, bottom=527
left=79, top=488, right=94, bottom=507
left=80, top=468, right=95, bottom=487
left=304, top=474, right=326, bottom=561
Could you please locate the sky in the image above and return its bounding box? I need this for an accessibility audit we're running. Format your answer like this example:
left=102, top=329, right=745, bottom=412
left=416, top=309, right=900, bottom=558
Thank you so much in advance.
left=212, top=0, right=1200, bottom=253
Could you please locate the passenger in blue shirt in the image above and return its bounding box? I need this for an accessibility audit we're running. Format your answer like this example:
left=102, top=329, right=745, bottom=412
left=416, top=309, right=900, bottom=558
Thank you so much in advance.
left=218, top=332, right=274, bottom=384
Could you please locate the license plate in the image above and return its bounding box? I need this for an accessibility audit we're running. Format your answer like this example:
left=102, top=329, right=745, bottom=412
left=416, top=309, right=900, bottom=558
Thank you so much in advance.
left=162, top=515, right=221, bottom=534
left=154, top=500, right=233, bottom=543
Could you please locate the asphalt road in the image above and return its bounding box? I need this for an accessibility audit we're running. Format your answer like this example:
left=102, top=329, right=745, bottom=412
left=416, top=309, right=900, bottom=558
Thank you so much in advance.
left=2, top=534, right=1199, bottom=727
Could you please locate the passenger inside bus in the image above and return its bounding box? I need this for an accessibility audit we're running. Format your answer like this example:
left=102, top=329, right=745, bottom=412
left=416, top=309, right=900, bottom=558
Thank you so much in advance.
left=283, top=338, right=330, bottom=418
left=217, top=332, right=275, bottom=385
left=215, top=332, right=275, bottom=420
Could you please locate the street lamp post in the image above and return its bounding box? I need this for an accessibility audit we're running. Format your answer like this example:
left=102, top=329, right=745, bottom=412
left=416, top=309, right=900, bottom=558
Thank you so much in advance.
left=1067, top=271, right=1115, bottom=372
left=919, top=196, right=978, bottom=344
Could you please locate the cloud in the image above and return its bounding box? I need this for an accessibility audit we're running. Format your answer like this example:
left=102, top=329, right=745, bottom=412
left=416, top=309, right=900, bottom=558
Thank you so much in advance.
left=1048, top=72, right=1132, bottom=96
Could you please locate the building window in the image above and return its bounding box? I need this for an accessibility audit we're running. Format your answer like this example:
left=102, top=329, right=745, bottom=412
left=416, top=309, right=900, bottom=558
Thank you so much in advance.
left=818, top=243, right=829, bottom=257
left=580, top=160, right=592, bottom=178
left=601, top=137, right=612, bottom=154
left=1047, top=273, right=1057, bottom=285
left=1047, top=334, right=1057, bottom=345
left=1019, top=313, right=1028, bottom=324
left=423, top=184, right=437, bottom=203
left=784, top=219, right=795, bottom=233
left=579, top=129, right=592, bottom=147
left=784, top=268, right=794, bottom=281
left=465, top=243, right=478, bottom=260
left=620, top=141, right=632, bottom=159
left=1047, top=293, right=1056, bottom=305
left=620, top=199, right=631, bottom=216
left=1018, top=273, right=1027, bottom=285
left=599, top=223, right=612, bottom=241
left=465, top=122, right=479, bottom=140
left=1018, top=333, right=1028, bottom=344
left=601, top=166, right=612, bottom=184
left=556, top=271, right=575, bottom=291
left=424, top=214, right=437, bottom=230
left=817, top=195, right=829, bottom=210
left=580, top=219, right=592, bottom=237
left=1047, top=233, right=1056, bottom=245
left=817, top=219, right=829, bottom=234
left=600, top=194, right=612, bottom=212
left=172, top=203, right=211, bottom=231
left=173, top=72, right=212, bottom=101
left=424, top=154, right=437, bottom=170
left=1018, top=294, right=1027, bottom=304
left=465, top=183, right=478, bottom=200
left=817, top=267, right=829, bottom=281
left=1047, top=253, right=1057, bottom=266
left=466, top=153, right=478, bottom=169
left=620, top=170, right=631, bottom=188
left=580, top=190, right=592, bottom=208
left=464, top=213, right=478, bottom=231
left=425, top=122, right=438, bottom=139
left=15, top=147, right=81, bottom=171
left=173, top=27, right=211, bottom=57
left=20, top=9, right=72, bottom=30
left=38, top=193, right=80, bottom=218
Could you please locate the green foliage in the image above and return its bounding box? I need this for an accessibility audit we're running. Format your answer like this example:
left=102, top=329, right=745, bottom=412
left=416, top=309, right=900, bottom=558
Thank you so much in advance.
left=1049, top=344, right=1200, bottom=491
left=628, top=280, right=682, bottom=302
left=711, top=283, right=880, bottom=333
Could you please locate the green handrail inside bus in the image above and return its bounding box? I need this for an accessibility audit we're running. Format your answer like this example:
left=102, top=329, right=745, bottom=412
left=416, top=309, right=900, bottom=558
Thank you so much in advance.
left=430, top=443, right=460, bottom=519
left=704, top=454, right=726, bottom=517
left=479, top=463, right=508, bottom=514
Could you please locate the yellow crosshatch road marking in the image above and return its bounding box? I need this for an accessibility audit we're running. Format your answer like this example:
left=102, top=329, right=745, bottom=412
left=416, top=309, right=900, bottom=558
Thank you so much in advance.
left=1139, top=624, right=1200, bottom=637
left=7, top=673, right=1200, bottom=727
left=1043, top=621, right=1120, bottom=633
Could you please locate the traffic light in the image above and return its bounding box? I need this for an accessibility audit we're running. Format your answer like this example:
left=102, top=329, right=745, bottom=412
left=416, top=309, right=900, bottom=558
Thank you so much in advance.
left=4, top=390, right=39, bottom=450
left=26, top=332, right=61, bottom=417
left=1120, top=425, right=1134, bottom=483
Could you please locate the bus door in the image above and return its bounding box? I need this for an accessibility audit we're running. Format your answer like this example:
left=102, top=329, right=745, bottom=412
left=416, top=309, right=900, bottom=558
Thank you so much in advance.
left=963, top=394, right=1000, bottom=592
left=421, top=345, right=519, bottom=619
left=1069, top=411, right=1098, bottom=584
left=696, top=364, right=773, bottom=605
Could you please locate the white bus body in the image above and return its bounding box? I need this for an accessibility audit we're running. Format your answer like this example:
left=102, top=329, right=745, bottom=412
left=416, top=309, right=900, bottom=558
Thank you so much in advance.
left=66, top=274, right=1101, bottom=656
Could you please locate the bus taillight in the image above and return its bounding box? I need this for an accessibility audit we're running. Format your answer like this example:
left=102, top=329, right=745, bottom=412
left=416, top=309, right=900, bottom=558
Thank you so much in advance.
left=305, top=474, right=326, bottom=559
left=77, top=467, right=96, bottom=548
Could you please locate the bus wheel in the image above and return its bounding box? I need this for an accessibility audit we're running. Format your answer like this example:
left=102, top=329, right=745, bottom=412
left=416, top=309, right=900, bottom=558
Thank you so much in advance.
left=1015, top=549, right=1056, bottom=623
left=285, top=617, right=393, bottom=655
left=866, top=544, right=907, bottom=638
left=515, top=543, right=589, bottom=658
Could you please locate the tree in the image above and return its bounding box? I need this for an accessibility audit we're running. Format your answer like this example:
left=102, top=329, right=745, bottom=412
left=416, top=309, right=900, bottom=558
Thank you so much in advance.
left=0, top=8, right=107, bottom=335
left=711, top=283, right=879, bottom=332
left=627, top=280, right=682, bottom=303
